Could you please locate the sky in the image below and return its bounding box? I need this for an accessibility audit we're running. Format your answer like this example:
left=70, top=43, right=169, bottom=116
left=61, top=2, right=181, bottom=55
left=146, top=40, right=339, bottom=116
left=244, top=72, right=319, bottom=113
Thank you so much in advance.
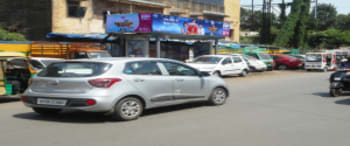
left=240, top=0, right=350, bottom=15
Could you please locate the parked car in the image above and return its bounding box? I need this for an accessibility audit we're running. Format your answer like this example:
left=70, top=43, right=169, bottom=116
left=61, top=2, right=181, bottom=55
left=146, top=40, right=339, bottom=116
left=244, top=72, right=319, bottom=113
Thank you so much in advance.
left=21, top=58, right=229, bottom=121
left=187, top=55, right=250, bottom=77
left=271, top=54, right=304, bottom=70
left=242, top=55, right=267, bottom=72
left=290, top=54, right=305, bottom=61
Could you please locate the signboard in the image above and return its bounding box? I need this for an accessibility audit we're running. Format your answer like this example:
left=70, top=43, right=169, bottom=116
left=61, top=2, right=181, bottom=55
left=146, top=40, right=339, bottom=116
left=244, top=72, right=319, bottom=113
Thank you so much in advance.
left=106, top=13, right=230, bottom=37
left=106, top=13, right=152, bottom=33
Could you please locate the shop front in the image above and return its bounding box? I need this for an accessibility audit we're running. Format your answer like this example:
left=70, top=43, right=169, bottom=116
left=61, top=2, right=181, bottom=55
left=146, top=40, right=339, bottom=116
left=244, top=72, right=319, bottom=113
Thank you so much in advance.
left=105, top=13, right=231, bottom=60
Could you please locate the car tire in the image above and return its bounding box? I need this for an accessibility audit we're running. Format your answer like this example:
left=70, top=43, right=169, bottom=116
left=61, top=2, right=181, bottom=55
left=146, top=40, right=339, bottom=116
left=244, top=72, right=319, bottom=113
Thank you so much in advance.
left=213, top=71, right=222, bottom=77
left=278, top=65, right=287, bottom=70
left=32, top=108, right=61, bottom=115
left=330, top=88, right=343, bottom=97
left=240, top=69, right=248, bottom=77
left=112, top=97, right=143, bottom=121
left=209, top=87, right=228, bottom=105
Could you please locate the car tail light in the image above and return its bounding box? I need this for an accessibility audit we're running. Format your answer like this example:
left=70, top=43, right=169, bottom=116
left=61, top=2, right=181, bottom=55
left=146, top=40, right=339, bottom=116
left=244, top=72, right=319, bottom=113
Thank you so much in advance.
left=86, top=99, right=96, bottom=106
left=88, top=78, right=122, bottom=88
left=21, top=97, right=27, bottom=102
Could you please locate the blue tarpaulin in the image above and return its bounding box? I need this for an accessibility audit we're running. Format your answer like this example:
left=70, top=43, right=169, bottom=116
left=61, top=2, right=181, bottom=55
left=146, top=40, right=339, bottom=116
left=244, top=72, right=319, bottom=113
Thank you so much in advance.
left=46, top=33, right=115, bottom=42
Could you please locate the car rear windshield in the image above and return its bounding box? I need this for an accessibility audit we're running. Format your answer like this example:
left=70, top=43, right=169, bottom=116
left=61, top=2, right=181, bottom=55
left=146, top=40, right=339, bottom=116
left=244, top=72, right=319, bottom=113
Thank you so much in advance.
left=193, top=56, right=223, bottom=64
left=37, top=62, right=112, bottom=77
left=306, top=54, right=322, bottom=62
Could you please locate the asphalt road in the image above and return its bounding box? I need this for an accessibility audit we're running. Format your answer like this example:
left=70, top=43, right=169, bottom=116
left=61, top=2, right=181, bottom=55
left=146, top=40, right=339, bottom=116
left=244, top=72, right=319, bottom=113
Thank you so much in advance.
left=1, top=71, right=350, bottom=146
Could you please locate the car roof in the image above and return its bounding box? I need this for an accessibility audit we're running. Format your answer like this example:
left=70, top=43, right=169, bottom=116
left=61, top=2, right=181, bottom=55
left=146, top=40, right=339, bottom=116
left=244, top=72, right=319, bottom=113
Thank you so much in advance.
left=198, top=55, right=230, bottom=58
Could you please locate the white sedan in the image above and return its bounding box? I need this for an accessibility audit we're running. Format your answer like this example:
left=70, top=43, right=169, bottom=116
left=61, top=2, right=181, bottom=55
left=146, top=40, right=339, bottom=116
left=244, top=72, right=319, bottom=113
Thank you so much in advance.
left=243, top=55, right=267, bottom=72
left=187, top=55, right=250, bottom=77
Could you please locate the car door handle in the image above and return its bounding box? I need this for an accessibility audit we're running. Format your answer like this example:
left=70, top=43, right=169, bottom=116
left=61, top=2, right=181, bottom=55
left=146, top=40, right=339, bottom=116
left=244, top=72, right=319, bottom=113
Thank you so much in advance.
left=176, top=79, right=184, bottom=82
left=134, top=79, right=145, bottom=82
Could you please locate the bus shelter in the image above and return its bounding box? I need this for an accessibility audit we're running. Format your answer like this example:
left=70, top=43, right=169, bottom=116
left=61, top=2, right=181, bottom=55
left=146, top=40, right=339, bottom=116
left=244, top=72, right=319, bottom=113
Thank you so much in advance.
left=104, top=13, right=231, bottom=59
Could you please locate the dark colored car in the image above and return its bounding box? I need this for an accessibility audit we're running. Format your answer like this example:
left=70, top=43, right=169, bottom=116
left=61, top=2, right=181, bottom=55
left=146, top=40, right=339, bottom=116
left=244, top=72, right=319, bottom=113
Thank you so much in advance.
left=271, top=54, right=304, bottom=70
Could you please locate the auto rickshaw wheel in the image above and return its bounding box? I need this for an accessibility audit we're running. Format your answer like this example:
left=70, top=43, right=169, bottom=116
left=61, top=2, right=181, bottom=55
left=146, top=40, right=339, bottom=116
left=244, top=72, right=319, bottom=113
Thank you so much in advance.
left=330, top=88, right=343, bottom=97
left=323, top=67, right=328, bottom=72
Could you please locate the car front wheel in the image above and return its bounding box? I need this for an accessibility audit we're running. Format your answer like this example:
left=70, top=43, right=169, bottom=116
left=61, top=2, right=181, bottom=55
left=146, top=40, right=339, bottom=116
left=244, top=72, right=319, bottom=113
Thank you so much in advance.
left=209, top=88, right=228, bottom=105
left=112, top=97, right=143, bottom=121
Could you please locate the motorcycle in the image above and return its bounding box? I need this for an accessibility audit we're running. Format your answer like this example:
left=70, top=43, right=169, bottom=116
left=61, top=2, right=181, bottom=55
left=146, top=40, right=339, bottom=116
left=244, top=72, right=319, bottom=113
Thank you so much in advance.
left=329, top=68, right=350, bottom=97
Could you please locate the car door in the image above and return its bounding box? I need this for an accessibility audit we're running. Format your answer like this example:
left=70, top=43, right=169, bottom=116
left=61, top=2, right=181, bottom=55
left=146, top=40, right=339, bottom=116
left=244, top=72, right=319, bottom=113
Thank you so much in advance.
left=161, top=61, right=208, bottom=102
left=272, top=55, right=282, bottom=66
left=123, top=61, right=173, bottom=103
left=220, top=57, right=234, bottom=75
left=232, top=56, right=245, bottom=74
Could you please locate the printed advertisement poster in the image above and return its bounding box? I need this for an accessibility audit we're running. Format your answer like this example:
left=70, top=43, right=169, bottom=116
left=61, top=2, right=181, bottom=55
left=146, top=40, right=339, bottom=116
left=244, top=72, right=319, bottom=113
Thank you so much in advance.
left=106, top=13, right=152, bottom=33
left=152, top=14, right=230, bottom=37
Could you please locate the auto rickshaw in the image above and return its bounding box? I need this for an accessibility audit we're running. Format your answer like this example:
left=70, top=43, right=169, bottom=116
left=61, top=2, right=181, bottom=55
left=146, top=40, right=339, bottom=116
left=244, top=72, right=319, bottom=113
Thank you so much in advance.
left=0, top=52, right=36, bottom=97
left=304, top=52, right=337, bottom=72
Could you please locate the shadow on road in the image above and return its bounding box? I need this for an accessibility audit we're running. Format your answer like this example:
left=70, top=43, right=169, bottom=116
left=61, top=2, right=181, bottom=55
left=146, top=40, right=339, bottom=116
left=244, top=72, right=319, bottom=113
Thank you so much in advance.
left=335, top=98, right=350, bottom=105
left=312, top=92, right=332, bottom=98
left=13, top=111, right=110, bottom=124
left=13, top=102, right=208, bottom=123
left=0, top=98, right=19, bottom=104
left=142, top=102, right=207, bottom=116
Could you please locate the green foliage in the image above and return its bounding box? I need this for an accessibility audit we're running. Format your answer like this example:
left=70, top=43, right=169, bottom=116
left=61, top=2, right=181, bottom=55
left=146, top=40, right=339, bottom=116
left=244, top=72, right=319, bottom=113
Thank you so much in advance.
left=0, top=27, right=26, bottom=41
left=310, top=4, right=337, bottom=31
left=335, top=14, right=350, bottom=30
left=308, top=29, right=350, bottom=49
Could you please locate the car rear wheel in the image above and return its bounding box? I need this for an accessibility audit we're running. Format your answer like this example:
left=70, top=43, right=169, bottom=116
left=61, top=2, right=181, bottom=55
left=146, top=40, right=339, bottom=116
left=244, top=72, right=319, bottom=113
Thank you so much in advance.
left=112, top=97, right=143, bottom=121
left=240, top=70, right=248, bottom=77
left=209, top=88, right=228, bottom=105
left=32, top=108, right=61, bottom=115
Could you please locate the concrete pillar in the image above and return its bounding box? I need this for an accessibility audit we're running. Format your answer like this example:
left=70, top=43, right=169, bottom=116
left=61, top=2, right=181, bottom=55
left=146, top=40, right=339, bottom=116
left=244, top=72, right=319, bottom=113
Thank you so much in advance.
left=156, top=37, right=161, bottom=58
left=144, top=39, right=149, bottom=57
left=214, top=39, right=218, bottom=55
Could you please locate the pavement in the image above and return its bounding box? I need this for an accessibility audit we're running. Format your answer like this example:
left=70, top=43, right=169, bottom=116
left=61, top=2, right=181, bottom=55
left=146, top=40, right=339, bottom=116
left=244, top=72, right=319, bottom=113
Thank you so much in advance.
left=0, top=70, right=350, bottom=146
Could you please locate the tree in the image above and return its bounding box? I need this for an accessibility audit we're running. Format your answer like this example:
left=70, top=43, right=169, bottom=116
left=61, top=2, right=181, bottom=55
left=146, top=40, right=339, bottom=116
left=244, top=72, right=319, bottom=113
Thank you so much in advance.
left=310, top=4, right=337, bottom=31
left=335, top=14, right=350, bottom=30
left=0, top=27, right=26, bottom=41
left=278, top=0, right=288, bottom=28
left=274, top=0, right=304, bottom=47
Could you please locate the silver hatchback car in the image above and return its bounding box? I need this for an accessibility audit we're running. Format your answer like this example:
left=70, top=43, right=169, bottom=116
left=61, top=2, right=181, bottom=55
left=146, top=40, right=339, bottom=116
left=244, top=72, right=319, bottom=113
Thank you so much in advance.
left=22, top=58, right=229, bottom=121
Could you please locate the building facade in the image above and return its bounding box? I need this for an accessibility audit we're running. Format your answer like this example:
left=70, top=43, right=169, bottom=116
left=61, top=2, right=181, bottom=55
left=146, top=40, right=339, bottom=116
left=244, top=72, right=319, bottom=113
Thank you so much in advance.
left=0, top=0, right=240, bottom=42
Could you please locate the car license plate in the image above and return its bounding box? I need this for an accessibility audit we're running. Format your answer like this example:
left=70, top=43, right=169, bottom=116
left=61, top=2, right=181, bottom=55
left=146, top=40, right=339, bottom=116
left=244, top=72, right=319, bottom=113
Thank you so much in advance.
left=37, top=98, right=67, bottom=106
left=334, top=77, right=341, bottom=81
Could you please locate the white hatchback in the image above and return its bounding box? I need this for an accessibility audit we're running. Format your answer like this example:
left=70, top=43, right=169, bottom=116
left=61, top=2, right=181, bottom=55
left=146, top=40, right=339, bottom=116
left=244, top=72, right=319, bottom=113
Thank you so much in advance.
left=187, top=55, right=250, bottom=77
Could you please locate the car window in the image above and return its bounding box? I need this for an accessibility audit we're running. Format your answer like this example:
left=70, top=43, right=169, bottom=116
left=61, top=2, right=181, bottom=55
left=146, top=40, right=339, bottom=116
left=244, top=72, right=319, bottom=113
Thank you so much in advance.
left=162, top=62, right=197, bottom=76
left=124, top=61, right=162, bottom=75
left=30, top=60, right=44, bottom=69
left=233, top=57, right=242, bottom=63
left=222, top=57, right=232, bottom=65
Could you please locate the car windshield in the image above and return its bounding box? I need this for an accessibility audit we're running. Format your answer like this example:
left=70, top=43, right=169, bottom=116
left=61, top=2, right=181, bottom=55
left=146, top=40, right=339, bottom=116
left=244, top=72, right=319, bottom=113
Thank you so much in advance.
left=87, top=52, right=111, bottom=58
left=306, top=54, right=322, bottom=62
left=193, top=56, right=223, bottom=64
left=244, top=55, right=258, bottom=61
left=260, top=53, right=272, bottom=60
left=38, top=62, right=111, bottom=77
